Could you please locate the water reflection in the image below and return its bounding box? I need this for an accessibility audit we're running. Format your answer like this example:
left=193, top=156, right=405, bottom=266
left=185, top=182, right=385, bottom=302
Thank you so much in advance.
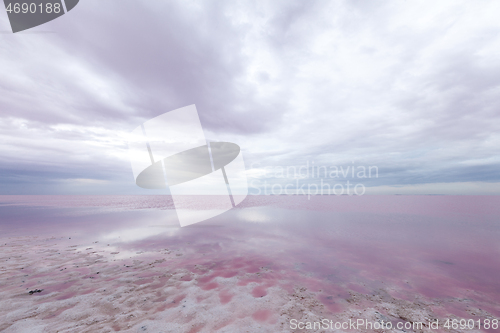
left=1, top=195, right=499, bottom=318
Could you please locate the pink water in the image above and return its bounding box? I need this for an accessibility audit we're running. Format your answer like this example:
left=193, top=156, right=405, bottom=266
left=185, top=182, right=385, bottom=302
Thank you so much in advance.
left=0, top=195, right=499, bottom=332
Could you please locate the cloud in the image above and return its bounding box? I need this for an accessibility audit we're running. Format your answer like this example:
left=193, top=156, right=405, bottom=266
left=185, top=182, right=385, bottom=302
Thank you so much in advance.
left=0, top=0, right=499, bottom=194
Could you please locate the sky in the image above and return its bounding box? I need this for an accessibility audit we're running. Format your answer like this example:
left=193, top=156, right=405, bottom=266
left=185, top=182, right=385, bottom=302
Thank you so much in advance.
left=0, top=0, right=499, bottom=195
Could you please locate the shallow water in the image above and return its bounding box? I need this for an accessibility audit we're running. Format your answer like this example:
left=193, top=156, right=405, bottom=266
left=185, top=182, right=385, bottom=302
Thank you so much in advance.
left=1, top=195, right=499, bottom=332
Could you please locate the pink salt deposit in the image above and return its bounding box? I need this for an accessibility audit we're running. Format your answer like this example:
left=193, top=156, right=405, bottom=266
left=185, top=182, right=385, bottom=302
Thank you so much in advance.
left=0, top=195, right=499, bottom=332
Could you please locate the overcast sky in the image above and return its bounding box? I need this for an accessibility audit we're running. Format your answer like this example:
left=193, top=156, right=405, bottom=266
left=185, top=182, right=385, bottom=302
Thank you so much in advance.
left=1, top=0, right=499, bottom=195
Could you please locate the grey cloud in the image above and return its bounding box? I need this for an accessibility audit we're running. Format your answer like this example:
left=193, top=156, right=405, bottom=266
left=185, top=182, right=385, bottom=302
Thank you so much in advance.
left=48, top=1, right=286, bottom=134
left=1, top=0, right=500, bottom=194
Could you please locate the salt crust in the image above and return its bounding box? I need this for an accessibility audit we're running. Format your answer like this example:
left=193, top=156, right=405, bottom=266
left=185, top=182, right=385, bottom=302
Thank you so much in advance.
left=1, top=236, right=497, bottom=333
